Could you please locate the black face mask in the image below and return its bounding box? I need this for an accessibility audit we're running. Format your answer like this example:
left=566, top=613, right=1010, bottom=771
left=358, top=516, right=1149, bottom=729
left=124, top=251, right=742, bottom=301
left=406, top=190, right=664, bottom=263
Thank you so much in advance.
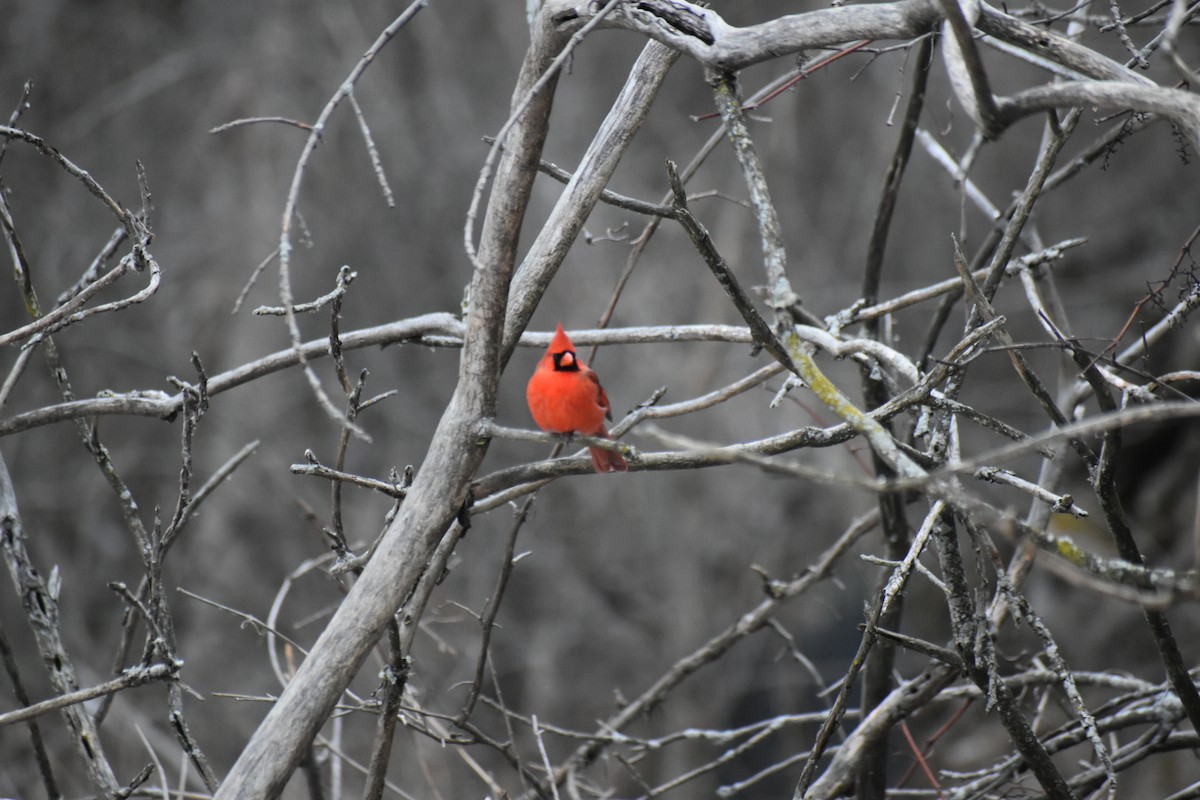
left=553, top=350, right=580, bottom=372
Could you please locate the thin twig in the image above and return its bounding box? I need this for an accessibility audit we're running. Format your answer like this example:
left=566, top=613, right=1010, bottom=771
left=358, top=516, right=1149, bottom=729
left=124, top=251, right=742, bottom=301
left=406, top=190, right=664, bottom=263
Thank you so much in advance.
left=273, top=1, right=429, bottom=440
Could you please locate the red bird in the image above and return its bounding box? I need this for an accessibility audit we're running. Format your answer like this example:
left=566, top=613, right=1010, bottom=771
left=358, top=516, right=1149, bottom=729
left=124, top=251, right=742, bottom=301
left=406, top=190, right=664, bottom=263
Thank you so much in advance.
left=527, top=323, right=628, bottom=474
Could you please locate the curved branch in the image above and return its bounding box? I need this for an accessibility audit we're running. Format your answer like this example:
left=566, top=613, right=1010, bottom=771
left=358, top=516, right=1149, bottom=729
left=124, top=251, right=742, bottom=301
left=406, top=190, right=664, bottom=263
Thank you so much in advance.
left=940, top=0, right=1003, bottom=135
left=0, top=125, right=139, bottom=237
left=271, top=2, right=429, bottom=438
left=0, top=260, right=132, bottom=347
left=546, top=0, right=944, bottom=70
left=997, top=81, right=1200, bottom=148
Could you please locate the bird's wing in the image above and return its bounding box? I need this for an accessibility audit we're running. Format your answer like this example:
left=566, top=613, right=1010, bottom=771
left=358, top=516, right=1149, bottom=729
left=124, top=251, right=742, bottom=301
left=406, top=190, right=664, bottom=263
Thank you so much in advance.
left=587, top=369, right=613, bottom=421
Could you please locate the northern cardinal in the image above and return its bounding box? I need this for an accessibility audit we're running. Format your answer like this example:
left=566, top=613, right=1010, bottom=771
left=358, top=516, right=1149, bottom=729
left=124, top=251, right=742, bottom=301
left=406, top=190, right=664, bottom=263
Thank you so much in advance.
left=527, top=323, right=628, bottom=474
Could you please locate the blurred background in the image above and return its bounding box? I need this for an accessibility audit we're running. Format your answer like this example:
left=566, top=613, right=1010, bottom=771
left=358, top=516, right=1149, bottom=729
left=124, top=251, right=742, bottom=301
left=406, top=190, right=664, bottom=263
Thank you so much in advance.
left=1, top=1, right=1199, bottom=797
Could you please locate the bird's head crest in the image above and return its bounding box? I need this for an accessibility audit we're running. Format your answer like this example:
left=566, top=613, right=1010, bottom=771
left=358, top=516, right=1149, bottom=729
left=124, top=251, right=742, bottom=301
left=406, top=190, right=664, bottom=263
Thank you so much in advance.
left=550, top=322, right=575, bottom=355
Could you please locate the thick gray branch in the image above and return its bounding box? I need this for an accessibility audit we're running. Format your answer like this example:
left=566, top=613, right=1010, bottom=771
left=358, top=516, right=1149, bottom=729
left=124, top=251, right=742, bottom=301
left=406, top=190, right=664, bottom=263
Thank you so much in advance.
left=545, top=0, right=944, bottom=70
left=502, top=39, right=678, bottom=362
left=544, top=0, right=1200, bottom=146
left=977, top=4, right=1154, bottom=86
left=212, top=10, right=567, bottom=798
left=997, top=81, right=1200, bottom=148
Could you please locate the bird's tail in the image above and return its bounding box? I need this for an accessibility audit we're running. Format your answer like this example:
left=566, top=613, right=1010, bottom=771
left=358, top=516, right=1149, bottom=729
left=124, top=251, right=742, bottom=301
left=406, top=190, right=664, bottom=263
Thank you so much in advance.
left=589, top=427, right=628, bottom=473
